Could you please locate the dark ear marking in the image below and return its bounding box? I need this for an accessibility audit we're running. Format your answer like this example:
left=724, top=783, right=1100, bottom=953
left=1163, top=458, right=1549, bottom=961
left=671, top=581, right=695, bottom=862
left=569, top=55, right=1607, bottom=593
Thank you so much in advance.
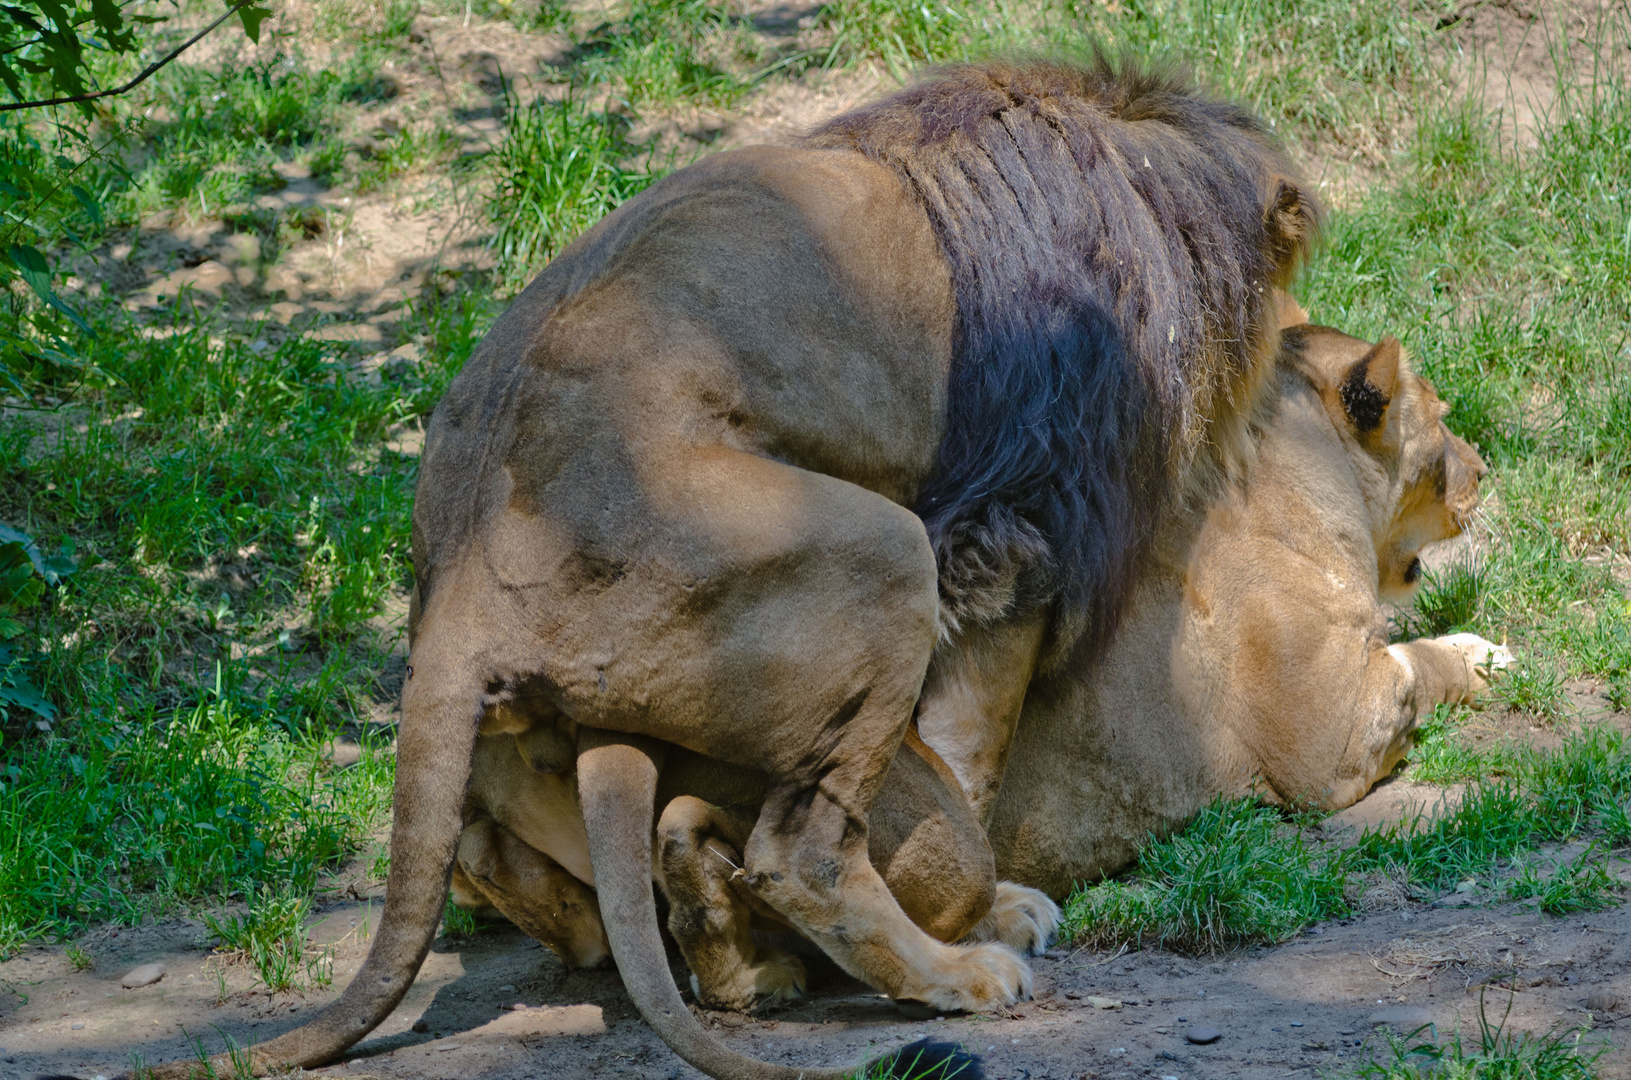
left=1340, top=337, right=1400, bottom=433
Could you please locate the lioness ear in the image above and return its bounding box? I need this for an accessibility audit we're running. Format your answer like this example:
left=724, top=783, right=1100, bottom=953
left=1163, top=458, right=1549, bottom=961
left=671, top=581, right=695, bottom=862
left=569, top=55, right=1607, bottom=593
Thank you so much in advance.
left=1338, top=337, right=1399, bottom=434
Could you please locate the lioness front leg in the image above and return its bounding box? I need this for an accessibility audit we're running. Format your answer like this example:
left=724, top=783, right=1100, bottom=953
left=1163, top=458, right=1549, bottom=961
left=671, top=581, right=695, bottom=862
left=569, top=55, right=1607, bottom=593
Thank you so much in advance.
left=1268, top=633, right=1515, bottom=809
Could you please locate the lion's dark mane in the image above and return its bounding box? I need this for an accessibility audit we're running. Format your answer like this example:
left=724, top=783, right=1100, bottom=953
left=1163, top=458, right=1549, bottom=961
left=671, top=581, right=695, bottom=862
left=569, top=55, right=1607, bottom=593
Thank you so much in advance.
left=805, top=58, right=1317, bottom=654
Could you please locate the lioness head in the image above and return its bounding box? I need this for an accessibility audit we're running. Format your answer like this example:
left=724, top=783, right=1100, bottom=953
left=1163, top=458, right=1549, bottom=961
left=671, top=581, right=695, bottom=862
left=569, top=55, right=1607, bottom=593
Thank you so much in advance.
left=1288, top=325, right=1487, bottom=603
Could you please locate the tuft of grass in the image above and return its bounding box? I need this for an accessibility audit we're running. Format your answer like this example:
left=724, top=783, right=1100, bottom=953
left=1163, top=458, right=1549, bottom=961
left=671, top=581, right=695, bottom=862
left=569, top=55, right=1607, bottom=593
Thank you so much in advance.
left=204, top=885, right=333, bottom=993
left=1060, top=798, right=1350, bottom=954
left=1356, top=991, right=1604, bottom=1079
left=1489, top=660, right=1571, bottom=724
left=440, top=896, right=481, bottom=938
left=65, top=942, right=93, bottom=971
left=1395, top=562, right=1489, bottom=640
left=820, top=0, right=982, bottom=69
left=577, top=0, right=758, bottom=107
left=486, top=89, right=665, bottom=293
left=1506, top=846, right=1622, bottom=916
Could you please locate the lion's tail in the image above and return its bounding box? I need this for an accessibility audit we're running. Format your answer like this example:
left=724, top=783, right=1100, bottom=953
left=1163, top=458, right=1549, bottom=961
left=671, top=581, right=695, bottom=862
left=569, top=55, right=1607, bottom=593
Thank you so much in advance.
left=130, top=617, right=486, bottom=1080
left=577, top=731, right=984, bottom=1080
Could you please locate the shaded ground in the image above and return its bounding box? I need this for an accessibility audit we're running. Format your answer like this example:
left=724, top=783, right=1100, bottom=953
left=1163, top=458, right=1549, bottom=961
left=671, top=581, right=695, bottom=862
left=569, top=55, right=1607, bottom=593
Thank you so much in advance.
left=9, top=3, right=1630, bottom=1080
left=6, top=765, right=1630, bottom=1080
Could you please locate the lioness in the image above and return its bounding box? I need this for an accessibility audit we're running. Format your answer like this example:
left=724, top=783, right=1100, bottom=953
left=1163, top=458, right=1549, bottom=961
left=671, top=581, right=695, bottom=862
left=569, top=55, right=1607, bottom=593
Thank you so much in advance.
left=990, top=325, right=1510, bottom=896
left=145, top=59, right=1318, bottom=1080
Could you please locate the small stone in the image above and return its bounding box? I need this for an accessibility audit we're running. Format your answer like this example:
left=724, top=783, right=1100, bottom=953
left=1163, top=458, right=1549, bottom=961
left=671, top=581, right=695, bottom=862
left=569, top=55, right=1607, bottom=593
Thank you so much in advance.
left=1185, top=1027, right=1221, bottom=1045
left=498, top=984, right=515, bottom=993
left=1302, top=1041, right=1331, bottom=1051
left=411, top=1020, right=430, bottom=1033
left=1370, top=1006, right=1434, bottom=1031
left=71, top=1023, right=85, bottom=1030
left=1339, top=1028, right=1356, bottom=1035
left=121, top=963, right=165, bottom=989
left=1584, top=991, right=1619, bottom=1012
left=1291, top=1021, right=1304, bottom=1027
left=1087, top=995, right=1122, bottom=1010
left=1064, top=991, right=1082, bottom=1000
left=1155, top=1050, right=1182, bottom=1061
left=435, top=1042, right=461, bottom=1052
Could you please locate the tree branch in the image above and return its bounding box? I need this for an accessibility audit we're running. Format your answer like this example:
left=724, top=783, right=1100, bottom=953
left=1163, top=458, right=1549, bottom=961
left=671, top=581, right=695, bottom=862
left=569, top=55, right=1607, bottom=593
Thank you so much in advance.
left=0, top=0, right=258, bottom=113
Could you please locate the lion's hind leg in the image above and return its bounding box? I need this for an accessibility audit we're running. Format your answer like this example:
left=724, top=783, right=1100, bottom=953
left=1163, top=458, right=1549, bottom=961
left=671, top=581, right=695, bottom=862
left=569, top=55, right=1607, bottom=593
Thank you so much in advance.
left=455, top=817, right=611, bottom=969
left=959, top=882, right=1061, bottom=958
left=658, top=795, right=807, bottom=1012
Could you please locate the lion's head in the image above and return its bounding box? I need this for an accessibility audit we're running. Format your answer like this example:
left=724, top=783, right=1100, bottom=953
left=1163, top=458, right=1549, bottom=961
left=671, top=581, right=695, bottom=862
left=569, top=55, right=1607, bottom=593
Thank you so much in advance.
left=1287, top=325, right=1487, bottom=603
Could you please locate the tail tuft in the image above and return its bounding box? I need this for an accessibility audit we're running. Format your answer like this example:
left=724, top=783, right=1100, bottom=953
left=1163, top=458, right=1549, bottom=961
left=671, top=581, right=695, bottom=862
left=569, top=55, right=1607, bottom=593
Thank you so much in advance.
left=873, top=1038, right=986, bottom=1079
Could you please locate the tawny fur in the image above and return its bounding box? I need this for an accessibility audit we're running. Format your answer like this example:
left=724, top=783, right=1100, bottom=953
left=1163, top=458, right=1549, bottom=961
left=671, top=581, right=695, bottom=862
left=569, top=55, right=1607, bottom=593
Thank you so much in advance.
left=134, top=59, right=1318, bottom=1080
left=452, top=722, right=1057, bottom=1012
left=988, top=326, right=1506, bottom=898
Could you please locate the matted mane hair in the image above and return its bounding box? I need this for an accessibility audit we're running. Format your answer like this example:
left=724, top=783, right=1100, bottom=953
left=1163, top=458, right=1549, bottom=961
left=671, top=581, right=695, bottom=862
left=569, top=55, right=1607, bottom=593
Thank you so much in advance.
left=804, top=56, right=1320, bottom=657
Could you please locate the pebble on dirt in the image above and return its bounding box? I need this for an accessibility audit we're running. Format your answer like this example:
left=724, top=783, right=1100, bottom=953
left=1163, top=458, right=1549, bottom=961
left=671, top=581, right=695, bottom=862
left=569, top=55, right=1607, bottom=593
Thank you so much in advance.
left=1369, top=1006, right=1434, bottom=1030
left=1585, top=991, right=1620, bottom=1012
left=1185, top=1027, right=1221, bottom=1044
left=120, top=963, right=165, bottom=989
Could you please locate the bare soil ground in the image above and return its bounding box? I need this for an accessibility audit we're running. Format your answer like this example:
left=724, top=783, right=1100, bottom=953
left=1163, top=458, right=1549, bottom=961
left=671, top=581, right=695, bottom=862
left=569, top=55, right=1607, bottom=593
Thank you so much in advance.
left=5, top=775, right=1631, bottom=1080
left=13, top=4, right=1631, bottom=1079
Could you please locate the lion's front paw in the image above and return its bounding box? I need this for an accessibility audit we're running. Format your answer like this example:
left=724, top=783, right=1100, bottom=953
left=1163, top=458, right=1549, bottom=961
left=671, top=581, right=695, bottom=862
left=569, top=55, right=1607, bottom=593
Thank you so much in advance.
left=690, top=949, right=807, bottom=1013
left=960, top=881, right=1061, bottom=957
left=905, top=941, right=1032, bottom=1014
left=1438, top=632, right=1515, bottom=692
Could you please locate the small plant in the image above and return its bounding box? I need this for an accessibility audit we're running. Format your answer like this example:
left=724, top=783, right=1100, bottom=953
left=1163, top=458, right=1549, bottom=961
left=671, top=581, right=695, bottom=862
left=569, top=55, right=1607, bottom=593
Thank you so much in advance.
left=64, top=943, right=93, bottom=971
left=1396, top=561, right=1488, bottom=640
left=1355, top=989, right=1603, bottom=1079
left=440, top=897, right=480, bottom=938
left=1491, top=660, right=1570, bottom=724
left=1506, top=846, right=1621, bottom=916
left=486, top=89, right=663, bottom=292
left=0, top=523, right=73, bottom=723
left=821, top=0, right=976, bottom=69
left=204, top=886, right=321, bottom=993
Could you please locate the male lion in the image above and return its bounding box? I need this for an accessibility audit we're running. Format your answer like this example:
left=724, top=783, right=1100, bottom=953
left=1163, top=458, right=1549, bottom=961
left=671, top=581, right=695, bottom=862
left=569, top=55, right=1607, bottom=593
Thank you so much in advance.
left=449, top=322, right=1503, bottom=1031
left=146, top=58, right=1318, bottom=1080
left=989, top=325, right=1511, bottom=897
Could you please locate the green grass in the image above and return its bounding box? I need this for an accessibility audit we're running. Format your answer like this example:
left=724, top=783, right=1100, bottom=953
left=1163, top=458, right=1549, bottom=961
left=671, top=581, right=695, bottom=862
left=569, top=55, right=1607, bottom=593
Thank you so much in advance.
left=1356, top=992, right=1604, bottom=1079
left=203, top=884, right=334, bottom=992
left=1065, top=728, right=1631, bottom=952
left=0, top=680, right=393, bottom=950
left=1060, top=798, right=1350, bottom=953
left=485, top=89, right=665, bottom=293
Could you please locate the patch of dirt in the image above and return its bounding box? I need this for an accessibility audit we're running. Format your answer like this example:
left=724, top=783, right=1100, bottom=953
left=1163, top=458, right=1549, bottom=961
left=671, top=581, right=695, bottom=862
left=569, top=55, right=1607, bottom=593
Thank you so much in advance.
left=1442, top=0, right=1631, bottom=150
left=8, top=846, right=1631, bottom=1080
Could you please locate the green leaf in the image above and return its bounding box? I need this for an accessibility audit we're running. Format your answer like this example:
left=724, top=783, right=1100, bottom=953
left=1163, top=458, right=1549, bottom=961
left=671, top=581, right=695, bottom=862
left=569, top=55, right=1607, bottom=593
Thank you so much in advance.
left=0, top=668, right=57, bottom=720
left=237, top=3, right=271, bottom=42
left=5, top=244, right=94, bottom=336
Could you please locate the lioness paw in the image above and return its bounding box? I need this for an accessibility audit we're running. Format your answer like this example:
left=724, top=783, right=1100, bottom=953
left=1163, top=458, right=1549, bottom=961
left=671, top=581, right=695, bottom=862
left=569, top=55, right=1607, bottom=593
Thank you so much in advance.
left=905, top=941, right=1032, bottom=1014
left=1440, top=633, right=1515, bottom=674
left=961, top=881, right=1061, bottom=957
